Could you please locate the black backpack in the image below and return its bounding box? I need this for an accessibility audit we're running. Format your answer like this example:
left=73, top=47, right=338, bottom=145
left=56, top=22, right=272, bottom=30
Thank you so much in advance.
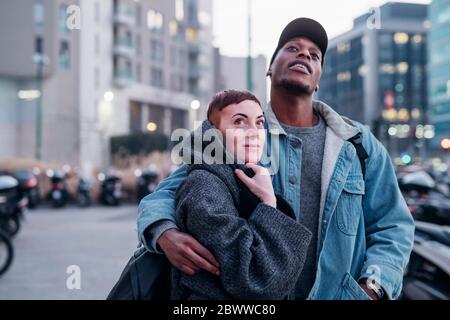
left=106, top=246, right=171, bottom=300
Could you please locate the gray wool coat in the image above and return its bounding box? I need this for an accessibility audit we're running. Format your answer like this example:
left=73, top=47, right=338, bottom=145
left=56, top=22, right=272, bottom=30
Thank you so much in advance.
left=170, top=121, right=312, bottom=300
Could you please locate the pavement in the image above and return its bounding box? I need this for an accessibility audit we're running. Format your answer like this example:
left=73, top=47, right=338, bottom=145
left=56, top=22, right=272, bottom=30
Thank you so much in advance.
left=0, top=204, right=139, bottom=300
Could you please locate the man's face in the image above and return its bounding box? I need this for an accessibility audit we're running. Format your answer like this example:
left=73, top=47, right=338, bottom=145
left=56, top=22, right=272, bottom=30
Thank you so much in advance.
left=270, top=37, right=323, bottom=96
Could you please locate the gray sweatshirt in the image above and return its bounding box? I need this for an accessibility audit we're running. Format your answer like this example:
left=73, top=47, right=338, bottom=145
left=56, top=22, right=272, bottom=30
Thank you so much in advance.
left=170, top=121, right=312, bottom=300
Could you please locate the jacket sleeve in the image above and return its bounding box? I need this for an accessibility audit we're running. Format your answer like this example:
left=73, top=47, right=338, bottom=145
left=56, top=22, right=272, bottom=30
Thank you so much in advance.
left=176, top=169, right=312, bottom=300
left=359, top=128, right=415, bottom=299
left=137, top=164, right=188, bottom=253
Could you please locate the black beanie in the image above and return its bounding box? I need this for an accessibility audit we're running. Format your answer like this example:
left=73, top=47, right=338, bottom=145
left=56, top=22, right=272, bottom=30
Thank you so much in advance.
left=270, top=17, right=328, bottom=67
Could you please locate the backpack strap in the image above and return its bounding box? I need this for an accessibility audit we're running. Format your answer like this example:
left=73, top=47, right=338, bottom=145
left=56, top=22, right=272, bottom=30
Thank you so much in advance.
left=347, top=133, right=369, bottom=179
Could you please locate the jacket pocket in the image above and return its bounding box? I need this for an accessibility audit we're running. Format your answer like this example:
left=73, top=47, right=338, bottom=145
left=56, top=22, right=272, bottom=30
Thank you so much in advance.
left=335, top=175, right=365, bottom=236
left=336, top=272, right=372, bottom=300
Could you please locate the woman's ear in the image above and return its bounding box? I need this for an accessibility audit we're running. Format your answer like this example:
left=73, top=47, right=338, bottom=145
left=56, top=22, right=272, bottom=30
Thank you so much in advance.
left=266, top=68, right=272, bottom=77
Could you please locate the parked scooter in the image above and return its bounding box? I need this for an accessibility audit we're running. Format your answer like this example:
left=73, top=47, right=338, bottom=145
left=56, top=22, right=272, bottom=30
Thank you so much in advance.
left=136, top=166, right=159, bottom=203
left=77, top=177, right=91, bottom=207
left=401, top=221, right=450, bottom=300
left=99, top=173, right=122, bottom=206
left=399, top=170, right=450, bottom=225
left=47, top=171, right=69, bottom=208
left=13, top=168, right=40, bottom=209
left=0, top=174, right=28, bottom=237
left=0, top=229, right=13, bottom=277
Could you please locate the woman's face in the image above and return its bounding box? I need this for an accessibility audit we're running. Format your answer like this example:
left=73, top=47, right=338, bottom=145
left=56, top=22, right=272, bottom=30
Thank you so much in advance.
left=216, top=100, right=266, bottom=164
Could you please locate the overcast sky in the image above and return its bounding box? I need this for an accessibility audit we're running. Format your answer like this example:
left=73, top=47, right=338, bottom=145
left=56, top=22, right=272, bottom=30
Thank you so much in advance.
left=212, top=0, right=431, bottom=60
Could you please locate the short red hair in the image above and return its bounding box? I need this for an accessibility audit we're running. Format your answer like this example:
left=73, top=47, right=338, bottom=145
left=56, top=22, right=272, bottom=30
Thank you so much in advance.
left=207, top=90, right=261, bottom=126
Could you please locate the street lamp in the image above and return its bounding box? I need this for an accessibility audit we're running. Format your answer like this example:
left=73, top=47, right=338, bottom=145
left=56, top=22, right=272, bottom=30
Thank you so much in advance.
left=190, top=99, right=201, bottom=129
left=32, top=53, right=50, bottom=161
left=190, top=99, right=200, bottom=110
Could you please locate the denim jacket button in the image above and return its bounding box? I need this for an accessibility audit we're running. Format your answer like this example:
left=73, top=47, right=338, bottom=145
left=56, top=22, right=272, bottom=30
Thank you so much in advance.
left=291, top=140, right=301, bottom=148
left=289, top=176, right=297, bottom=184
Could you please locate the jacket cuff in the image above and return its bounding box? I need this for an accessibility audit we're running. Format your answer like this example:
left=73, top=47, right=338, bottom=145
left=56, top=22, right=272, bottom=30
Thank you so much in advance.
left=358, top=261, right=404, bottom=299
left=142, top=219, right=178, bottom=254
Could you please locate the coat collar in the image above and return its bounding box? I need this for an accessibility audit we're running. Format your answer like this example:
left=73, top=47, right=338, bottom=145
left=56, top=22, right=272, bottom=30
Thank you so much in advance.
left=264, top=100, right=360, bottom=141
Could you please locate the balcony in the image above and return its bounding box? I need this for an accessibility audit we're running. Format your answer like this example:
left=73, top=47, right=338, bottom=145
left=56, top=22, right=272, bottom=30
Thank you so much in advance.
left=113, top=37, right=135, bottom=58
left=113, top=5, right=135, bottom=27
left=113, top=69, right=133, bottom=88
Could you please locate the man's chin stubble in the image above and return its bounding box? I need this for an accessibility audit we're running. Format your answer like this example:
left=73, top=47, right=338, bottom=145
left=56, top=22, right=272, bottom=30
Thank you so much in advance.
left=276, top=79, right=313, bottom=96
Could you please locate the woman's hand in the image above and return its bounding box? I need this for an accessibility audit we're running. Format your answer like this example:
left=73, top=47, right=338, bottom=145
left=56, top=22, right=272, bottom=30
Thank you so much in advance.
left=235, top=163, right=277, bottom=208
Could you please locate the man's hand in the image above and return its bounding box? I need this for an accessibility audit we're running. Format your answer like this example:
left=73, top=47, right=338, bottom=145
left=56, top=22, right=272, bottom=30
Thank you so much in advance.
left=359, top=281, right=381, bottom=300
left=157, top=228, right=220, bottom=276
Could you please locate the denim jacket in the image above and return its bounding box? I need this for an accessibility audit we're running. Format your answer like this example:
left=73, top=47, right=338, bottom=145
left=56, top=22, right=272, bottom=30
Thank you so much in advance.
left=137, top=100, right=415, bottom=300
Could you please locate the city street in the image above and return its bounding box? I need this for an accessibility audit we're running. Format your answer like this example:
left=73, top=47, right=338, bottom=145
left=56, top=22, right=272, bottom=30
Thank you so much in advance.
left=0, top=205, right=139, bottom=300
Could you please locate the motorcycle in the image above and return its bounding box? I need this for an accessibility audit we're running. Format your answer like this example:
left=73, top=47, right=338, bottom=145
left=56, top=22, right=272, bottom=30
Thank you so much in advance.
left=136, top=167, right=159, bottom=203
left=401, top=221, right=450, bottom=300
left=0, top=229, right=13, bottom=277
left=99, top=173, right=122, bottom=206
left=399, top=170, right=450, bottom=226
left=13, top=168, right=40, bottom=209
left=77, top=177, right=91, bottom=207
left=47, top=171, right=69, bottom=208
left=0, top=174, right=28, bottom=237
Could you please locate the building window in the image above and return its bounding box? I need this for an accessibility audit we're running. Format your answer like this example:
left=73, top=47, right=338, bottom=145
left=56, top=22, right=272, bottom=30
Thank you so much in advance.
left=198, top=11, right=210, bottom=27
left=185, top=28, right=198, bottom=43
left=337, top=71, right=351, bottom=82
left=169, top=21, right=178, bottom=36
left=396, top=62, right=409, bottom=74
left=150, top=40, right=165, bottom=63
left=171, top=74, right=185, bottom=92
left=35, top=37, right=44, bottom=54
left=393, top=32, right=409, bottom=45
left=176, top=0, right=184, bottom=21
left=187, top=0, right=198, bottom=25
left=59, top=4, right=70, bottom=35
left=337, top=42, right=351, bottom=53
left=59, top=41, right=70, bottom=69
left=114, top=57, right=133, bottom=80
left=147, top=10, right=164, bottom=33
left=151, top=68, right=164, bottom=88
left=34, top=0, right=44, bottom=32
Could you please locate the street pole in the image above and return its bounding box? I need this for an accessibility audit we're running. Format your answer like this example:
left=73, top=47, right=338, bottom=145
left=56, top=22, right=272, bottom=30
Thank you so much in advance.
left=246, top=0, right=253, bottom=92
left=35, top=58, right=43, bottom=161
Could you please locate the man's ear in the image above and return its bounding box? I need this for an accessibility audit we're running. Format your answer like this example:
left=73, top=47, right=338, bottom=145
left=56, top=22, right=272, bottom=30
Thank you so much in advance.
left=315, top=85, right=320, bottom=92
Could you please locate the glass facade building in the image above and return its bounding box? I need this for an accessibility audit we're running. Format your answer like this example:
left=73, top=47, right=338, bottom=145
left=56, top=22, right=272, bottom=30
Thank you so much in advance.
left=429, top=0, right=450, bottom=151
left=319, top=2, right=428, bottom=158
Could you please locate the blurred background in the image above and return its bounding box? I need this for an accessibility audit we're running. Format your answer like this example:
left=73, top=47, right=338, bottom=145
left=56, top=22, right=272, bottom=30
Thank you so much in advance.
left=0, top=0, right=449, bottom=300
